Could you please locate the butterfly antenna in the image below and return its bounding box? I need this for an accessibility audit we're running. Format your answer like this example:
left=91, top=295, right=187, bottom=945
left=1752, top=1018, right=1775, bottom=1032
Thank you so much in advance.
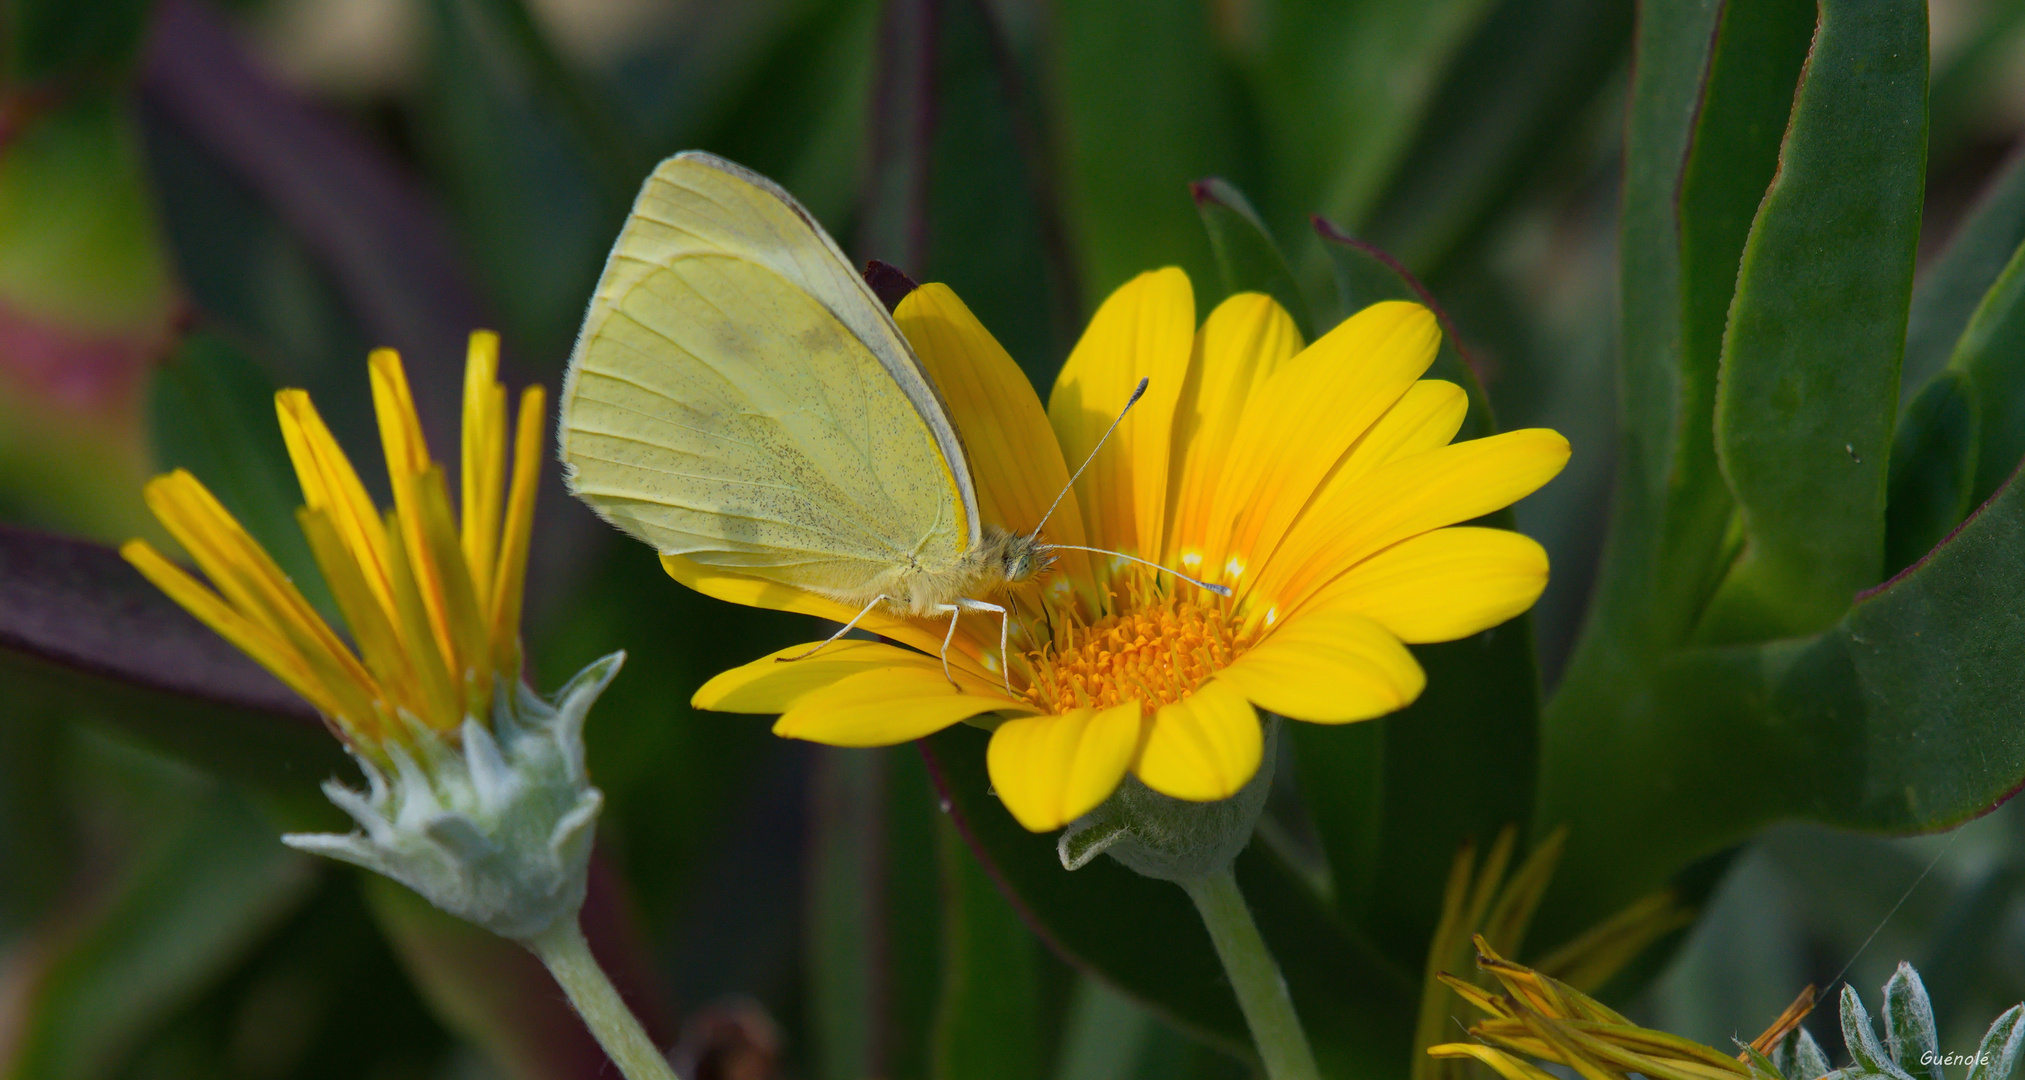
left=1028, top=377, right=1149, bottom=541
left=1042, top=544, right=1233, bottom=598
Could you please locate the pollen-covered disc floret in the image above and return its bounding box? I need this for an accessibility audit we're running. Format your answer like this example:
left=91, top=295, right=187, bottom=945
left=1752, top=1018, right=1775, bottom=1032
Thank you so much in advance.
left=1021, top=575, right=1253, bottom=715
left=124, top=333, right=619, bottom=943
left=683, top=272, right=1569, bottom=834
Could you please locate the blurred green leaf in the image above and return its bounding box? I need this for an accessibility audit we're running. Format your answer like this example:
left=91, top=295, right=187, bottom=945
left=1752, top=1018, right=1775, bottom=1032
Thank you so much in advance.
left=922, top=725, right=1413, bottom=1079
left=0, top=525, right=347, bottom=816
left=1905, top=153, right=2025, bottom=397
left=931, top=815, right=1042, bottom=1080
left=1360, top=0, right=1633, bottom=275
left=1191, top=177, right=1315, bottom=339
left=1309, top=226, right=1540, bottom=971
left=916, top=0, right=1081, bottom=387
left=364, top=875, right=613, bottom=1080
left=148, top=331, right=332, bottom=615
left=3, top=0, right=151, bottom=85
left=1051, top=0, right=1234, bottom=307
left=140, top=0, right=488, bottom=427
left=692, top=0, right=882, bottom=233
left=2, top=787, right=317, bottom=1080
left=1884, top=370, right=1979, bottom=576
left=1242, top=0, right=1498, bottom=286
left=1700, top=0, right=1927, bottom=641
left=0, top=89, right=172, bottom=333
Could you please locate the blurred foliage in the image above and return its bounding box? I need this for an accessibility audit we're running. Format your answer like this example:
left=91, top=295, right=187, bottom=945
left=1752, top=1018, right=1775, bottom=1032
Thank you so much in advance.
left=12, top=0, right=2025, bottom=1078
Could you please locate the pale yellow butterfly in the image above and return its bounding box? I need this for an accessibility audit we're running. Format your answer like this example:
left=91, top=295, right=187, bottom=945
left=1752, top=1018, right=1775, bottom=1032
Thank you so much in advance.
left=558, top=151, right=1221, bottom=686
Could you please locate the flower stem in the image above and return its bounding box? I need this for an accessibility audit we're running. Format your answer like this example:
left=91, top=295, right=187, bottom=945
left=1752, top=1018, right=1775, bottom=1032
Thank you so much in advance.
left=1182, top=867, right=1323, bottom=1080
left=525, top=918, right=682, bottom=1080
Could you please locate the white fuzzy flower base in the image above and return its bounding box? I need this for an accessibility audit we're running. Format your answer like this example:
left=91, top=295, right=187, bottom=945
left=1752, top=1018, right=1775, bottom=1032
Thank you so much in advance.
left=284, top=651, right=622, bottom=942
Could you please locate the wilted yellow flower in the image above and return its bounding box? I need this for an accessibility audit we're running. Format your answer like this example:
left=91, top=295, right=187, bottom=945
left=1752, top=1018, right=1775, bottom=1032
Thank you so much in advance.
left=122, top=333, right=544, bottom=756
left=687, top=270, right=1568, bottom=830
left=1429, top=936, right=1815, bottom=1080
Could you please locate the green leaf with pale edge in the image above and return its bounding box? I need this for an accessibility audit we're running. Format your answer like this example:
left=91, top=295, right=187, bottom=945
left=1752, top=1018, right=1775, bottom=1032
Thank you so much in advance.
left=1191, top=178, right=1315, bottom=339
left=1701, top=0, right=1928, bottom=641
left=921, top=727, right=1413, bottom=1080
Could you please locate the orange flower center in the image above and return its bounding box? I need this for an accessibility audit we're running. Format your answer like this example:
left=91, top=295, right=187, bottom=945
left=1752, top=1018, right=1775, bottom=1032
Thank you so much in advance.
left=1019, top=585, right=1252, bottom=715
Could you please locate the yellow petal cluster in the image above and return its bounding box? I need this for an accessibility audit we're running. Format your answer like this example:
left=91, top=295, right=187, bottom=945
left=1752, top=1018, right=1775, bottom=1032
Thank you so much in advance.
left=687, top=270, right=1569, bottom=831
left=123, top=333, right=544, bottom=751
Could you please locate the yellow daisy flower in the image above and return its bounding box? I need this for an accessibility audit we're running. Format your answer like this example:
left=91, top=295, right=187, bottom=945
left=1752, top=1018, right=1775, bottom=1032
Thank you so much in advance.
left=688, top=269, right=1568, bottom=831
left=120, top=332, right=545, bottom=758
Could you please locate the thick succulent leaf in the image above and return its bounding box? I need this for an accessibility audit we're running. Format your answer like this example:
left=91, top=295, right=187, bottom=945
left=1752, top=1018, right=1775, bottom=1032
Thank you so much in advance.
left=1192, top=177, right=1316, bottom=339
left=1884, top=963, right=1942, bottom=1080
left=1358, top=0, right=1633, bottom=275
left=1941, top=238, right=2025, bottom=508
left=1904, top=151, right=2025, bottom=396
left=1308, top=227, right=1540, bottom=968
left=1, top=790, right=317, bottom=1080
left=1542, top=455, right=2025, bottom=927
left=1701, top=0, right=1928, bottom=641
left=931, top=815, right=1043, bottom=1080
left=1547, top=0, right=1810, bottom=694
left=1884, top=371, right=1980, bottom=576
left=921, top=726, right=1414, bottom=1077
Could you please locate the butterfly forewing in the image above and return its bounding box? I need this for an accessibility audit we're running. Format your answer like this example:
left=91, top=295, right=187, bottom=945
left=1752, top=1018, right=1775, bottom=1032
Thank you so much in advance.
left=561, top=152, right=979, bottom=600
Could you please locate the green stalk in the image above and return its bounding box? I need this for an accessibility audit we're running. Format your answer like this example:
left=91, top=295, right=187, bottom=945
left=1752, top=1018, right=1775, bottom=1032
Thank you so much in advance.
left=524, top=918, right=682, bottom=1080
left=1181, top=868, right=1323, bottom=1080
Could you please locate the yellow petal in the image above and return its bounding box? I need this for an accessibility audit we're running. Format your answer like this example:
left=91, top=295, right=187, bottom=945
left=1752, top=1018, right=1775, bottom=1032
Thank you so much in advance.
left=490, top=384, right=544, bottom=675
left=986, top=701, right=1143, bottom=831
left=694, top=639, right=940, bottom=712
left=1254, top=427, right=1570, bottom=616
left=1217, top=608, right=1424, bottom=723
left=275, top=388, right=397, bottom=619
left=896, top=284, right=1095, bottom=606
left=1047, top=268, right=1194, bottom=561
left=1427, top=1045, right=1566, bottom=1080
left=774, top=666, right=1032, bottom=747
left=660, top=552, right=997, bottom=680
left=1302, top=526, right=1548, bottom=643
left=119, top=539, right=341, bottom=721
left=1325, top=379, right=1469, bottom=490
left=1167, top=293, right=1302, bottom=570
left=369, top=348, right=431, bottom=482
left=1198, top=301, right=1439, bottom=588
left=1134, top=679, right=1263, bottom=801
left=461, top=331, right=507, bottom=610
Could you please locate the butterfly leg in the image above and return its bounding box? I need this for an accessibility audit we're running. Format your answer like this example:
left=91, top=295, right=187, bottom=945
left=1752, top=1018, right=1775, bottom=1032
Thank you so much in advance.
left=779, top=594, right=890, bottom=662
left=950, top=597, right=1011, bottom=696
